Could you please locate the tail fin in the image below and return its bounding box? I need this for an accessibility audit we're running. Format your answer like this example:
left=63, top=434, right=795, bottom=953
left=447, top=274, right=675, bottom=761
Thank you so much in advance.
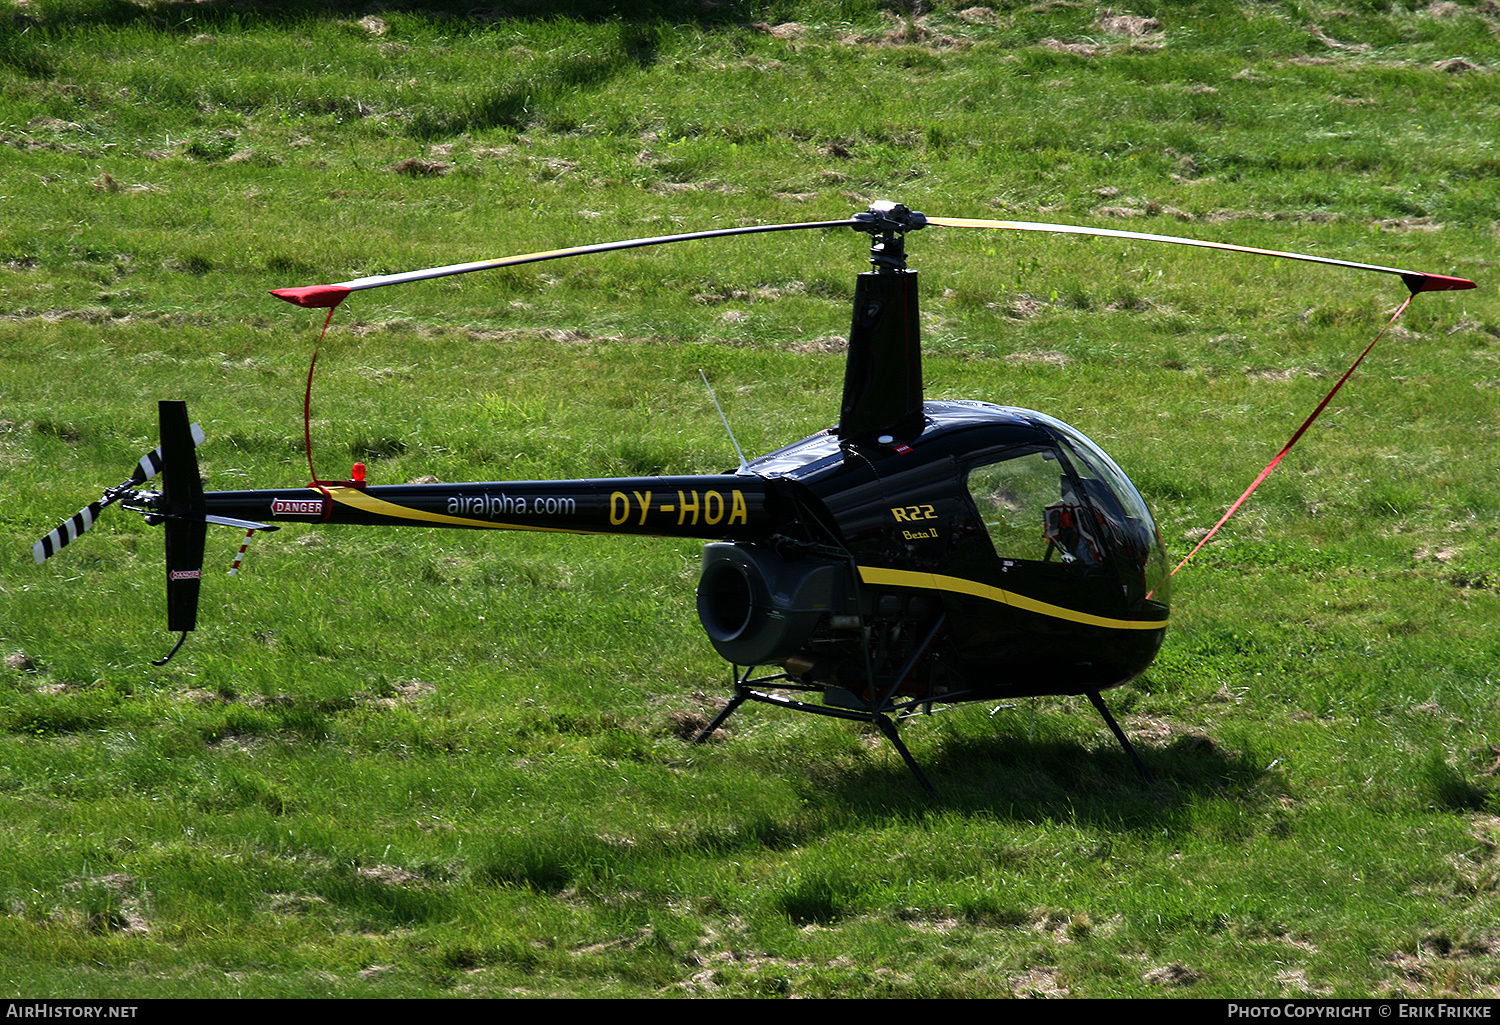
left=158, top=400, right=206, bottom=636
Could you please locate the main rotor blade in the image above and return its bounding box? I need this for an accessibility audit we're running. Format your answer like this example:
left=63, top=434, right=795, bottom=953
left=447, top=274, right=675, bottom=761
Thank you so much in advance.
left=271, top=219, right=860, bottom=308
left=927, top=216, right=1475, bottom=295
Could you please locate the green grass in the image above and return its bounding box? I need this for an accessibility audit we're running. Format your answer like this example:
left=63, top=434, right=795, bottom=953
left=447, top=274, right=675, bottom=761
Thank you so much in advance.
left=1, top=0, right=1498, bottom=999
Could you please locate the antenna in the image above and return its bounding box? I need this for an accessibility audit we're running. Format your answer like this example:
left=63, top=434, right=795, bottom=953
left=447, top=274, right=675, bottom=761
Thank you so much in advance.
left=700, top=370, right=748, bottom=473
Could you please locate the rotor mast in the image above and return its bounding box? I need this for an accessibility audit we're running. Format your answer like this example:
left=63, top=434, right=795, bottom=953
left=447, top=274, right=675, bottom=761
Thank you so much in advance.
left=837, top=202, right=929, bottom=445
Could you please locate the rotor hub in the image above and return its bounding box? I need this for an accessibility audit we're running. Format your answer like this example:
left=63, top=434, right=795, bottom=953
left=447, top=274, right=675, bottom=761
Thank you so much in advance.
left=852, top=201, right=928, bottom=272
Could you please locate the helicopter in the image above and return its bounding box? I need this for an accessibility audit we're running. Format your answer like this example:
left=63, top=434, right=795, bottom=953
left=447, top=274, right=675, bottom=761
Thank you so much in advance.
left=32, top=201, right=1475, bottom=792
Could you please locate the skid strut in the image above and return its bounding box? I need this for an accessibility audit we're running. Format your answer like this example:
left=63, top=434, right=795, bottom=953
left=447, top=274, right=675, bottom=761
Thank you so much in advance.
left=693, top=613, right=949, bottom=793
left=692, top=667, right=937, bottom=794
left=1086, top=690, right=1156, bottom=783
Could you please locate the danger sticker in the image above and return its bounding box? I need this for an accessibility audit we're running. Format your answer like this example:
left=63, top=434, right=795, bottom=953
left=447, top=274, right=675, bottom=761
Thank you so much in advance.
left=272, top=497, right=324, bottom=517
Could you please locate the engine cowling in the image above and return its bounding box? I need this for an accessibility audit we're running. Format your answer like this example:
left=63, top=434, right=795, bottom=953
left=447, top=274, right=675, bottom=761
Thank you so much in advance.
left=695, top=542, right=851, bottom=666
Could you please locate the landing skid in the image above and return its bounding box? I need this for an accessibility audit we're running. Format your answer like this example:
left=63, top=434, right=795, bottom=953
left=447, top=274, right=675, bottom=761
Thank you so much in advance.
left=692, top=672, right=1155, bottom=793
left=691, top=666, right=941, bottom=794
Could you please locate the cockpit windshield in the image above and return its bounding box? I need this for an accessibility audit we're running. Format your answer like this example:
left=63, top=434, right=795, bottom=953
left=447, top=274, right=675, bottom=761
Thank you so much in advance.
left=964, top=446, right=1061, bottom=563
left=962, top=414, right=1169, bottom=600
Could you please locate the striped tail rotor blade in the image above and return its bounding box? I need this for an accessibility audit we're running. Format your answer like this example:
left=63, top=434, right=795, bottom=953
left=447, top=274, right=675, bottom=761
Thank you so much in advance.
left=32, top=502, right=103, bottom=564
left=128, top=423, right=207, bottom=485
left=926, top=216, right=1476, bottom=295
left=31, top=422, right=209, bottom=563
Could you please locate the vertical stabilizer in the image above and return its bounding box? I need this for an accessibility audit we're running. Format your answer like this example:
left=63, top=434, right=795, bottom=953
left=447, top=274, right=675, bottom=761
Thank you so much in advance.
left=159, top=400, right=206, bottom=634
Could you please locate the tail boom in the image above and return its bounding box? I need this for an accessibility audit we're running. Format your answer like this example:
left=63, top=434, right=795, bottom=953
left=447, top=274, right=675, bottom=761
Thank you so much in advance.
left=202, top=476, right=779, bottom=541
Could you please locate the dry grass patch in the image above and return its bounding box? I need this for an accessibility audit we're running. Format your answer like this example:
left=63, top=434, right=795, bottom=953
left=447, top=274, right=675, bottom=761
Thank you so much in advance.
left=1004, top=348, right=1069, bottom=366
left=391, top=157, right=451, bottom=178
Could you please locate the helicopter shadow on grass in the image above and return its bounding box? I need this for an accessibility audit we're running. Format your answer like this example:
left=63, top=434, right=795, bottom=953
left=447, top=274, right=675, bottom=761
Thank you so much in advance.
left=13, top=0, right=755, bottom=32
left=8, top=2, right=672, bottom=137
left=805, top=716, right=1279, bottom=833
left=428, top=27, right=664, bottom=137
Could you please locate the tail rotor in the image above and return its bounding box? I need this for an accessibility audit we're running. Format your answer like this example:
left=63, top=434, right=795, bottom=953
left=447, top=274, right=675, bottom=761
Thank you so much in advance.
left=31, top=421, right=206, bottom=565
left=31, top=402, right=275, bottom=665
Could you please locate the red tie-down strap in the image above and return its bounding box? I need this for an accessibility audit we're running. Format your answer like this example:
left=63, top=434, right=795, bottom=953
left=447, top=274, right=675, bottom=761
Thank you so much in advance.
left=1155, top=292, right=1418, bottom=593
left=298, top=305, right=342, bottom=487
left=271, top=284, right=353, bottom=485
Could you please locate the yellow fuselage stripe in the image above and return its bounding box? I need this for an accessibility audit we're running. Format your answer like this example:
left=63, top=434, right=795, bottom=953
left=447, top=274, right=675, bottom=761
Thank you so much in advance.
left=322, top=491, right=1163, bottom=629
left=857, top=565, right=1167, bottom=631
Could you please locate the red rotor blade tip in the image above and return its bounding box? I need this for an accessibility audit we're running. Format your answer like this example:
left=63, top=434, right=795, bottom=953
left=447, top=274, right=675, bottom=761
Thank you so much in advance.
left=270, top=285, right=351, bottom=309
left=1416, top=273, right=1477, bottom=293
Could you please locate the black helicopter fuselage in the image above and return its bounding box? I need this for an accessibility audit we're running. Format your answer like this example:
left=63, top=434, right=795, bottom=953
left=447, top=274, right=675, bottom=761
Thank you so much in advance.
left=727, top=399, right=1171, bottom=705
left=200, top=398, right=1169, bottom=709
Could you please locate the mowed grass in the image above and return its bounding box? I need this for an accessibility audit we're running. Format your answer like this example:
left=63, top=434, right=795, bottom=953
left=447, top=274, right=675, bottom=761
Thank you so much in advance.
left=1, top=0, right=1498, bottom=998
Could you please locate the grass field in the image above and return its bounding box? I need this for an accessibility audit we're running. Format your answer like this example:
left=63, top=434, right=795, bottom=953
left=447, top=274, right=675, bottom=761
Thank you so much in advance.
left=2, top=0, right=1498, bottom=998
